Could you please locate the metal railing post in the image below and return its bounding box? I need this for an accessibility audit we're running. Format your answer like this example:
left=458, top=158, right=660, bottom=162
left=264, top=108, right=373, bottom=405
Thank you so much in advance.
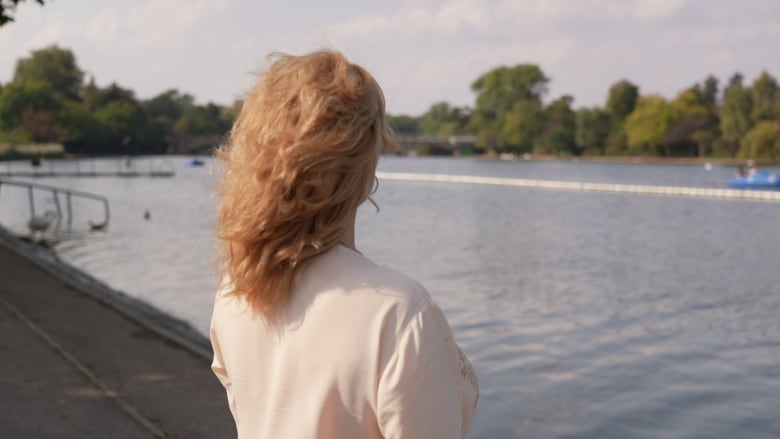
left=28, top=186, right=35, bottom=217
left=52, top=190, right=63, bottom=227
left=66, top=192, right=73, bottom=227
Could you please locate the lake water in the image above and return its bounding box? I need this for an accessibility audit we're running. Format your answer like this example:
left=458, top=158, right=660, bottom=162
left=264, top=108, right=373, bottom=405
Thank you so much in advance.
left=1, top=156, right=779, bottom=438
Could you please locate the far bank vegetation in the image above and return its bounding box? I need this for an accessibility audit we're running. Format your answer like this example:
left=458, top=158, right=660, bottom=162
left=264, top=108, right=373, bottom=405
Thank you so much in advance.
left=1, top=45, right=779, bottom=160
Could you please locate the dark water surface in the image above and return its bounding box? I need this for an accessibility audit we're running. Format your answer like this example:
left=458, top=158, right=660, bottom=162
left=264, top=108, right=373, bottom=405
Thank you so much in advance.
left=1, top=156, right=779, bottom=438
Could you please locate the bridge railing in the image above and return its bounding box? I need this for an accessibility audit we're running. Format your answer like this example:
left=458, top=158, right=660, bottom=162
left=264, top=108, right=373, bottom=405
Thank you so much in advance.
left=392, top=135, right=477, bottom=147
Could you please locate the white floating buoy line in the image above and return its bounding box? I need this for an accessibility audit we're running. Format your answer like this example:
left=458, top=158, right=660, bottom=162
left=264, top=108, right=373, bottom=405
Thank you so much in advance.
left=375, top=171, right=780, bottom=202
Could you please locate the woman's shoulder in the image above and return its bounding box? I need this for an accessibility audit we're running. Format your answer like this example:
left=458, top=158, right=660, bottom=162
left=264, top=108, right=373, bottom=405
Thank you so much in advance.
left=307, top=244, right=434, bottom=309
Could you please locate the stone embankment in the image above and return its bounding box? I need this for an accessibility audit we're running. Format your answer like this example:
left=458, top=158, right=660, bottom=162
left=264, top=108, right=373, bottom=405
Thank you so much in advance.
left=0, top=228, right=234, bottom=438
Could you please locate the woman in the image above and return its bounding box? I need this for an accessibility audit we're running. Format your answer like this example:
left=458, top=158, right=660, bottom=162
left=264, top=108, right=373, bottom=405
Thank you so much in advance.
left=211, top=50, right=478, bottom=438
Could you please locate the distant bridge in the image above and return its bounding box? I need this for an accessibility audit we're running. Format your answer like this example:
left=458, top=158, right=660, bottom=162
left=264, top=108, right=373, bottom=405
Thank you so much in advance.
left=168, top=134, right=478, bottom=155
left=391, top=135, right=477, bottom=155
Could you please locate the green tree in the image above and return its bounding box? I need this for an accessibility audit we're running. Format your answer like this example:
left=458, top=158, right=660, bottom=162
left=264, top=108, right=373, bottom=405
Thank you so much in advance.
left=739, top=121, right=780, bottom=159
left=419, top=101, right=469, bottom=136
left=575, top=107, right=612, bottom=155
left=604, top=80, right=639, bottom=156
left=606, top=80, right=639, bottom=120
left=669, top=88, right=712, bottom=121
left=13, top=45, right=83, bottom=100
left=174, top=103, right=230, bottom=135
left=0, top=80, right=62, bottom=133
left=76, top=80, right=168, bottom=154
left=386, top=114, right=420, bottom=135
left=470, top=64, right=549, bottom=151
left=700, top=75, right=719, bottom=108
left=662, top=117, right=712, bottom=156
left=143, top=89, right=195, bottom=132
left=0, top=0, right=45, bottom=26
left=82, top=81, right=135, bottom=111
left=535, top=95, right=576, bottom=155
left=472, top=64, right=548, bottom=110
left=469, top=112, right=500, bottom=150
left=94, top=100, right=164, bottom=154
left=94, top=101, right=143, bottom=148
left=750, top=71, right=779, bottom=123
left=219, top=100, right=240, bottom=131
left=501, top=100, right=543, bottom=152
left=18, top=109, right=63, bottom=142
left=624, top=95, right=672, bottom=155
left=662, top=88, right=716, bottom=156
left=58, top=100, right=109, bottom=154
left=721, top=73, right=753, bottom=155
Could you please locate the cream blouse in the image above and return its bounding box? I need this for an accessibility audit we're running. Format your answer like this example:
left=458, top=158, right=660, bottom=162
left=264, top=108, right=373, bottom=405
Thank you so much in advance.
left=210, top=245, right=478, bottom=438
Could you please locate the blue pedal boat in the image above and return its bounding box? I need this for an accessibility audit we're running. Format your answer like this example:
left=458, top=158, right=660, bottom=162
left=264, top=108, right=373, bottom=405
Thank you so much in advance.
left=729, top=171, right=780, bottom=190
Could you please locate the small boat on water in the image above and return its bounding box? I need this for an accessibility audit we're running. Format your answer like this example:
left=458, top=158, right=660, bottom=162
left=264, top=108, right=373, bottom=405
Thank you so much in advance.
left=186, top=157, right=205, bottom=167
left=729, top=171, right=780, bottom=190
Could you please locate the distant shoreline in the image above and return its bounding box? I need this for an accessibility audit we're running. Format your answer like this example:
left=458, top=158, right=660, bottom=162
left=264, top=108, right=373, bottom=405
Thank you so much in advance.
left=470, top=153, right=776, bottom=167
left=1, top=150, right=776, bottom=168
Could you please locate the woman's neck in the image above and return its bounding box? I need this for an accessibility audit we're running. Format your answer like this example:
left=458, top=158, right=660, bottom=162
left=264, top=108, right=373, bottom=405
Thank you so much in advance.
left=340, top=211, right=357, bottom=250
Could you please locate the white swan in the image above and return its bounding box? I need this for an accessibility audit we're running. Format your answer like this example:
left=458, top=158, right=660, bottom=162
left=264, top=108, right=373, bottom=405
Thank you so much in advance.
left=27, top=211, right=58, bottom=232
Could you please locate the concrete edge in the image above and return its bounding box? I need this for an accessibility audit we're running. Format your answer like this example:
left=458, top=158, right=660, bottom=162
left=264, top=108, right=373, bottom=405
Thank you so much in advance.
left=0, top=226, right=213, bottom=362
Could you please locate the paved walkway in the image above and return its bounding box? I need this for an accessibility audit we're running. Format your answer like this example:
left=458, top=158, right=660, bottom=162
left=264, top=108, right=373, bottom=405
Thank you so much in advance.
left=0, top=235, right=235, bottom=438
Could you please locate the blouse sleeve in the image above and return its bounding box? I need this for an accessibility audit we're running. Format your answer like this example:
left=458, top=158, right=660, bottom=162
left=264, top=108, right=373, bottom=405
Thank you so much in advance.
left=210, top=312, right=239, bottom=424
left=377, top=300, right=478, bottom=439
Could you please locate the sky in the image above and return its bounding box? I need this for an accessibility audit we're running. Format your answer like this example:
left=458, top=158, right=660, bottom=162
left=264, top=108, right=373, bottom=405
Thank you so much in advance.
left=1, top=0, right=779, bottom=116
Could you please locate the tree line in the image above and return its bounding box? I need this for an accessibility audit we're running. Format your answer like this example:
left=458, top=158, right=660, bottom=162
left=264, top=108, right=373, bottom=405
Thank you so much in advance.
left=0, top=45, right=238, bottom=156
left=2, top=44, right=778, bottom=159
left=388, top=64, right=780, bottom=159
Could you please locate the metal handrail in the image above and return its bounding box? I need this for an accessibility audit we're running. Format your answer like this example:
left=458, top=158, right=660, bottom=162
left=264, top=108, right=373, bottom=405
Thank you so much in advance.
left=0, top=178, right=110, bottom=230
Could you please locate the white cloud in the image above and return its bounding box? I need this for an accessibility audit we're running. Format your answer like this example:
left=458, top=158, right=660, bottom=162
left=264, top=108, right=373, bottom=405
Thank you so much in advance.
left=464, top=36, right=576, bottom=69
left=708, top=49, right=734, bottom=67
left=227, top=37, right=261, bottom=57
left=124, top=0, right=229, bottom=49
left=493, top=0, right=687, bottom=25
left=431, top=0, right=493, bottom=33
left=84, top=8, right=120, bottom=42
left=325, top=0, right=690, bottom=46
left=588, top=0, right=687, bottom=21
left=631, top=0, right=686, bottom=21
left=663, top=22, right=780, bottom=46
left=20, top=18, right=69, bottom=53
left=2, top=0, right=779, bottom=114
left=324, top=0, right=495, bottom=42
left=493, top=0, right=574, bottom=24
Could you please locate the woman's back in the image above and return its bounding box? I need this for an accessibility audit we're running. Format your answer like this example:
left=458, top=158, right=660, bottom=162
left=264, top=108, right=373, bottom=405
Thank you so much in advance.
left=212, top=50, right=478, bottom=437
left=211, top=245, right=478, bottom=438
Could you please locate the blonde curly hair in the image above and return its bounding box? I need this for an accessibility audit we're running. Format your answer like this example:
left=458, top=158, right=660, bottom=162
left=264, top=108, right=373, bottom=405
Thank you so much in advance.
left=216, top=50, right=394, bottom=314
